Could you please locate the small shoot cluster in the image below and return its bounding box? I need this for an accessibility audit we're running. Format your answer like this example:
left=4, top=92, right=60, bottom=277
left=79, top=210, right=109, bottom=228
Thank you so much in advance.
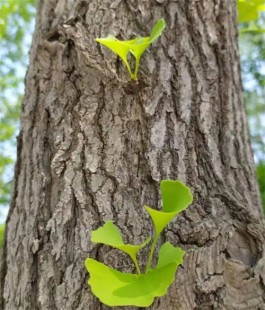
left=95, top=19, right=166, bottom=80
left=85, top=180, right=193, bottom=307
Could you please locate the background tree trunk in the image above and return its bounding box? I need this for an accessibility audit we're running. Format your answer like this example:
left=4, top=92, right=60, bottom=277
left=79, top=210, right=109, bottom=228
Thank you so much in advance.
left=1, top=0, right=265, bottom=309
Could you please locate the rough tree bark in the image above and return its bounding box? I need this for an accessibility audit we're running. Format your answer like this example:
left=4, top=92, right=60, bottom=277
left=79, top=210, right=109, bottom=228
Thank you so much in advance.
left=1, top=0, right=265, bottom=309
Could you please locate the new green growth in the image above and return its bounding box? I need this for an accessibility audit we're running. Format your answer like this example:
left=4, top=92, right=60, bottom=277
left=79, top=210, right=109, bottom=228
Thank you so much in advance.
left=95, top=19, right=166, bottom=80
left=85, top=180, right=193, bottom=307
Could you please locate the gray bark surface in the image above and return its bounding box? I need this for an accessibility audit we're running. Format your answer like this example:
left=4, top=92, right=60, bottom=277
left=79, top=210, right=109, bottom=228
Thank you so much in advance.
left=1, top=0, right=265, bottom=309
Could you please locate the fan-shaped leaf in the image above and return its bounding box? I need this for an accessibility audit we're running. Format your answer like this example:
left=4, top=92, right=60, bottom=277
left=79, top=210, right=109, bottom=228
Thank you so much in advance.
left=161, top=180, right=193, bottom=213
left=156, top=241, right=185, bottom=269
left=238, top=0, right=265, bottom=23
left=85, top=242, right=184, bottom=307
left=145, top=180, right=193, bottom=236
left=91, top=220, right=123, bottom=245
left=95, top=36, right=132, bottom=76
left=149, top=19, right=166, bottom=42
left=95, top=19, right=166, bottom=80
left=144, top=206, right=177, bottom=236
left=91, top=221, right=150, bottom=273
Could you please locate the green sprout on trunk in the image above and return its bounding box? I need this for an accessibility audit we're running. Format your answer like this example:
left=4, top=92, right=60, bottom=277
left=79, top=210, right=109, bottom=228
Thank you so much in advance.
left=85, top=180, right=193, bottom=307
left=95, top=19, right=166, bottom=80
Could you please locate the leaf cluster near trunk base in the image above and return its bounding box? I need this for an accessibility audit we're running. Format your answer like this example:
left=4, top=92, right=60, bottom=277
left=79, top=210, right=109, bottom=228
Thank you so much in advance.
left=85, top=179, right=193, bottom=307
left=95, top=19, right=166, bottom=80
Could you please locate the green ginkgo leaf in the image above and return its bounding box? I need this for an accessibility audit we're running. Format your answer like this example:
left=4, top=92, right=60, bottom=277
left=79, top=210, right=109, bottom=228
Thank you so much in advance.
left=149, top=18, right=166, bottom=42
left=91, top=221, right=150, bottom=273
left=95, top=36, right=133, bottom=77
left=145, top=180, right=193, bottom=236
left=96, top=19, right=166, bottom=80
left=122, top=37, right=151, bottom=80
left=161, top=180, right=193, bottom=213
left=144, top=206, right=177, bottom=237
left=85, top=179, right=192, bottom=306
left=156, top=241, right=185, bottom=269
left=85, top=242, right=184, bottom=307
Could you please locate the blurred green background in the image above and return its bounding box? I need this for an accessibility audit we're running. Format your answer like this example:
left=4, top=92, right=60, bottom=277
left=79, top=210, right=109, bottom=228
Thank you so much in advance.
left=0, top=1, right=264, bottom=246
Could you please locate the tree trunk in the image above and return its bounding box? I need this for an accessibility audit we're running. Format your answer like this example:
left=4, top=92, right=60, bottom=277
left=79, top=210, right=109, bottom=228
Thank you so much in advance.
left=1, top=0, right=265, bottom=309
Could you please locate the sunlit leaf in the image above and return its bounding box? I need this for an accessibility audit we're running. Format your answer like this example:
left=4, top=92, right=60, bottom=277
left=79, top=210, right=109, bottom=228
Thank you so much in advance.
left=156, top=242, right=185, bottom=269
left=144, top=206, right=177, bottom=237
left=161, top=180, right=193, bottom=213
left=149, top=19, right=166, bottom=42
left=95, top=19, right=166, bottom=80
left=238, top=1, right=259, bottom=23
left=95, top=36, right=133, bottom=77
left=238, top=0, right=265, bottom=23
left=145, top=180, right=193, bottom=236
left=85, top=242, right=184, bottom=307
left=91, top=221, right=150, bottom=273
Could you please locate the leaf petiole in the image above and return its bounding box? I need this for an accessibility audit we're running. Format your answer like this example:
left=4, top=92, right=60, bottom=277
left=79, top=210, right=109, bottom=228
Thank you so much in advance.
left=146, top=234, right=159, bottom=272
left=130, top=254, right=141, bottom=274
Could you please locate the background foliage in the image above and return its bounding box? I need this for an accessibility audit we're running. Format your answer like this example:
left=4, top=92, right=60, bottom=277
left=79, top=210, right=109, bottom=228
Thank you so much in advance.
left=0, top=0, right=35, bottom=212
left=238, top=2, right=265, bottom=209
left=0, top=224, right=5, bottom=248
left=0, top=1, right=264, bottom=243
